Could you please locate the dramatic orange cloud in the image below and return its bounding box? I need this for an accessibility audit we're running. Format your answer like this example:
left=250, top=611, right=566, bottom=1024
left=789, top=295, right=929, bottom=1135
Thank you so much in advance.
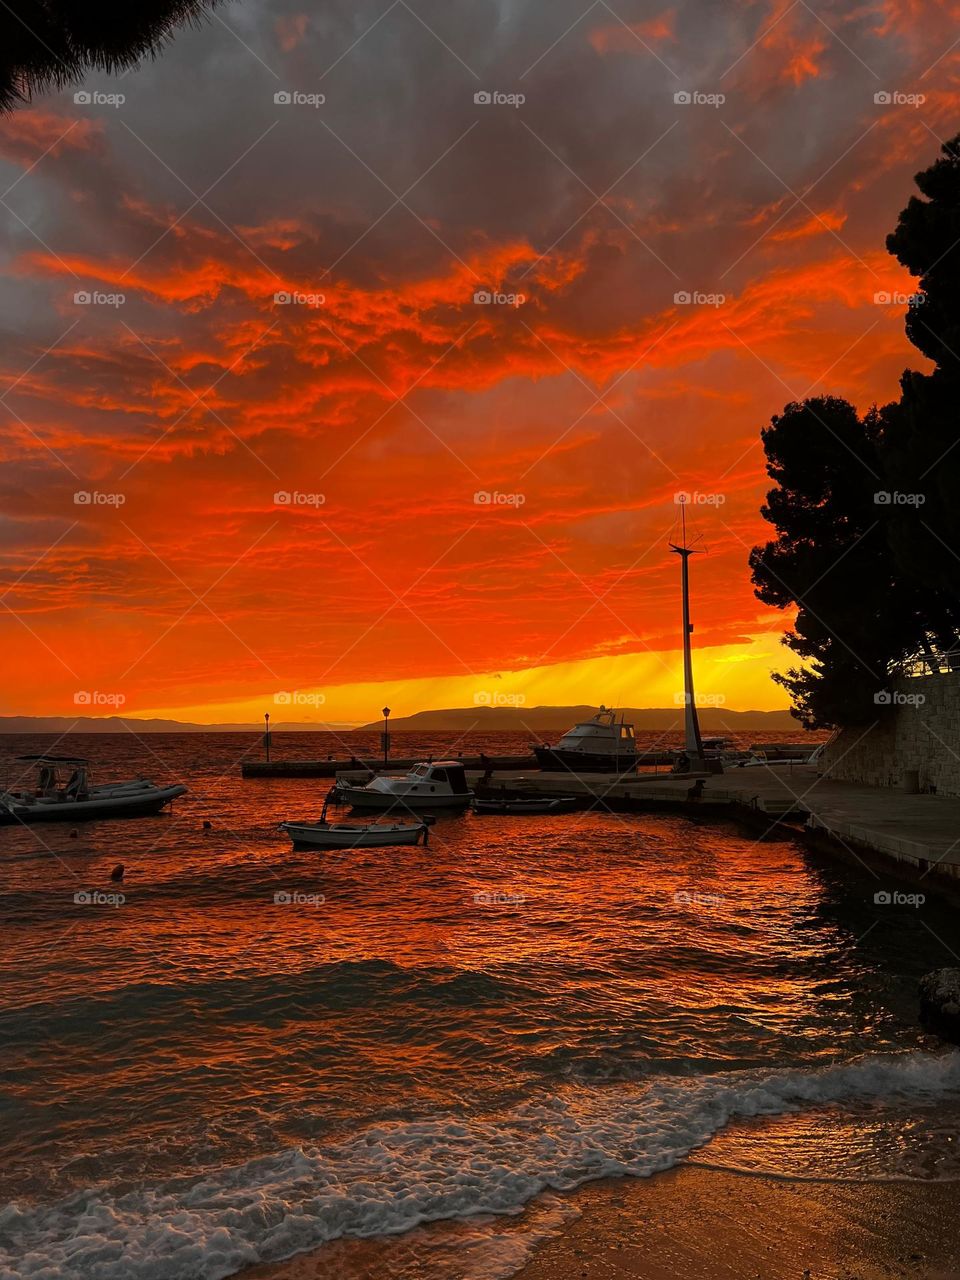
left=589, top=11, right=677, bottom=53
left=0, top=110, right=103, bottom=165
left=0, top=0, right=954, bottom=722
left=275, top=14, right=309, bottom=53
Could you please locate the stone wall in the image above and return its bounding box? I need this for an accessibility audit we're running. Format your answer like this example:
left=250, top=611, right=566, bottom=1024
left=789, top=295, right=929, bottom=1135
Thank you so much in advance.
left=819, top=671, right=960, bottom=796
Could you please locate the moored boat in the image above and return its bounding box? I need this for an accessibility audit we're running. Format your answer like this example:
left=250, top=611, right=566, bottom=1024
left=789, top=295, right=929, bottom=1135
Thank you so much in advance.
left=533, top=707, right=638, bottom=773
left=472, top=795, right=581, bottom=815
left=279, top=819, right=429, bottom=849
left=331, top=761, right=474, bottom=812
left=0, top=756, right=187, bottom=824
left=748, top=741, right=819, bottom=763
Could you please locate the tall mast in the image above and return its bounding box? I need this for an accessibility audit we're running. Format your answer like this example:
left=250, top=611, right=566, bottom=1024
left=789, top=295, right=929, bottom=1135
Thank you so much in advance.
left=669, top=504, right=704, bottom=761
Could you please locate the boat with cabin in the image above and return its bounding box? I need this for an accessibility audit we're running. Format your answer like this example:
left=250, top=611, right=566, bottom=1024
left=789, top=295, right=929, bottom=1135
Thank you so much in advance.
left=0, top=756, right=187, bottom=824
left=330, top=760, right=474, bottom=811
left=532, top=707, right=638, bottom=773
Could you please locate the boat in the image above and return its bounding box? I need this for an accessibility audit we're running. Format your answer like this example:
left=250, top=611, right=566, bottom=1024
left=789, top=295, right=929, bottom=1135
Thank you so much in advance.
left=330, top=761, right=474, bottom=811
left=747, top=741, right=819, bottom=763
left=727, top=743, right=823, bottom=769
left=532, top=707, right=638, bottom=773
left=0, top=756, right=187, bottom=825
left=280, top=818, right=429, bottom=849
left=472, top=795, right=581, bottom=815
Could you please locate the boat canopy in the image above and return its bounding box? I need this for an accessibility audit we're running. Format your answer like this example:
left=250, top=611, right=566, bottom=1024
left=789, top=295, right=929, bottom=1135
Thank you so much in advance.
left=424, top=761, right=469, bottom=793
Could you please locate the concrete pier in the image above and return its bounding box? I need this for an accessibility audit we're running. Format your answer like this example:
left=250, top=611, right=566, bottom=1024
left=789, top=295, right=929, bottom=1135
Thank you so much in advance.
left=241, top=750, right=681, bottom=777
left=242, top=753, right=540, bottom=778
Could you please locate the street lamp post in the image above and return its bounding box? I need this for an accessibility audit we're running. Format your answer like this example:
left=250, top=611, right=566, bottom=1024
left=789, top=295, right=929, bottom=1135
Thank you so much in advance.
left=263, top=711, right=271, bottom=763
left=382, top=706, right=391, bottom=768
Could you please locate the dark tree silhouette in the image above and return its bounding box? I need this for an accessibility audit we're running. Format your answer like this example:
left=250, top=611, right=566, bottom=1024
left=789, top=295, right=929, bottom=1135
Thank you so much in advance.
left=887, top=134, right=960, bottom=374
left=751, top=136, right=960, bottom=729
left=0, top=2, right=218, bottom=112
left=749, top=398, right=954, bottom=728
left=882, top=134, right=960, bottom=599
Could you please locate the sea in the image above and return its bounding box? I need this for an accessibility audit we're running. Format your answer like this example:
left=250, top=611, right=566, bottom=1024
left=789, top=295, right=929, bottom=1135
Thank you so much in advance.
left=1, top=729, right=959, bottom=1280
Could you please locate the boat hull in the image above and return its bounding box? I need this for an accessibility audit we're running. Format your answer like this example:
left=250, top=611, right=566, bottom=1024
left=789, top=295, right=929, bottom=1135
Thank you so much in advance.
left=280, top=821, right=426, bottom=849
left=0, top=784, right=187, bottom=825
left=533, top=746, right=637, bottom=774
left=473, top=796, right=581, bottom=814
left=334, top=786, right=473, bottom=812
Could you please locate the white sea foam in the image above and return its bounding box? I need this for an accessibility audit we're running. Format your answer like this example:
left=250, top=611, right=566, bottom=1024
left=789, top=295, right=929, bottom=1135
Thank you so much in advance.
left=2, top=1051, right=958, bottom=1280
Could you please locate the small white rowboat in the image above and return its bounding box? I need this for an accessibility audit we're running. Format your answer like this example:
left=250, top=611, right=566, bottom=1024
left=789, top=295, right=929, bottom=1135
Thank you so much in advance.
left=280, top=820, right=429, bottom=850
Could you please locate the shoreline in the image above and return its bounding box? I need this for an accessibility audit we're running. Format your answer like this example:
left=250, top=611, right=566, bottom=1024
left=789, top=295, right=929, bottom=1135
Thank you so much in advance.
left=246, top=1164, right=960, bottom=1280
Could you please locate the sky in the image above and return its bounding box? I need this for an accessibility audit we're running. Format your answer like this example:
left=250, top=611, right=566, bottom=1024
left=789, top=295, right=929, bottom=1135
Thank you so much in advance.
left=0, top=0, right=957, bottom=725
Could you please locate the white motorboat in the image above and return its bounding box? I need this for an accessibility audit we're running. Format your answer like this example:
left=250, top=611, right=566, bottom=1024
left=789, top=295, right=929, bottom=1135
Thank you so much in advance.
left=280, top=819, right=429, bottom=849
left=533, top=707, right=638, bottom=773
left=331, top=760, right=474, bottom=811
left=0, top=756, right=187, bottom=825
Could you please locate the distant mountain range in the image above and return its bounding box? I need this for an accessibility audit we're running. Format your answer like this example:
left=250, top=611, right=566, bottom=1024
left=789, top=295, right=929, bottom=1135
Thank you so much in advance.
left=0, top=705, right=802, bottom=735
left=0, top=716, right=356, bottom=734
left=359, top=705, right=801, bottom=732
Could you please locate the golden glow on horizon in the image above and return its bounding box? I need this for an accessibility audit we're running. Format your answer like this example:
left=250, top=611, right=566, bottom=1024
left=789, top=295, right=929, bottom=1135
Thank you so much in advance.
left=135, top=630, right=793, bottom=725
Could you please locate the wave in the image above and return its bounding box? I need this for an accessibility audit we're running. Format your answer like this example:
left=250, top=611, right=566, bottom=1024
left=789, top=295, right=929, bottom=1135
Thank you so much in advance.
left=0, top=961, right=537, bottom=1050
left=2, top=1050, right=958, bottom=1280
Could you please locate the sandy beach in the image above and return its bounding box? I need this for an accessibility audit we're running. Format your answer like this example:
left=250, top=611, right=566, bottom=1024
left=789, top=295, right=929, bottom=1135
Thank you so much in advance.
left=247, top=1165, right=960, bottom=1280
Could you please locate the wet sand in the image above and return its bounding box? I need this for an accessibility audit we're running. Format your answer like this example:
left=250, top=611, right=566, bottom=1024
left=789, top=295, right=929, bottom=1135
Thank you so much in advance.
left=513, top=1167, right=960, bottom=1280
left=248, top=1165, right=960, bottom=1280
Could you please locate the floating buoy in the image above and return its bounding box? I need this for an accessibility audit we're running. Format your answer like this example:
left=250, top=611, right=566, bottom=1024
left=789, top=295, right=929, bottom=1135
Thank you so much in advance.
left=69, top=828, right=79, bottom=839
left=202, top=820, right=213, bottom=831
left=110, top=863, right=124, bottom=882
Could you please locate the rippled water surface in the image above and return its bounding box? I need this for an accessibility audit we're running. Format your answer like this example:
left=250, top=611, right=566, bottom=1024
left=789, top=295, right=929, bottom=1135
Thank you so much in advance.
left=1, top=731, right=958, bottom=1280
